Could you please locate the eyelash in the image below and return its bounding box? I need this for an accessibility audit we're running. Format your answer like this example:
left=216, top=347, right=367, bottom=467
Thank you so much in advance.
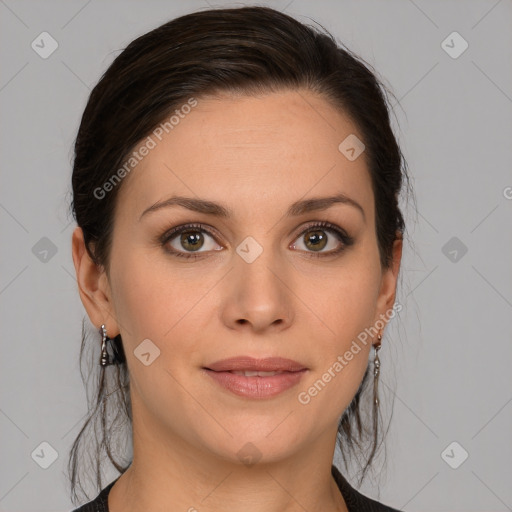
left=159, top=221, right=354, bottom=260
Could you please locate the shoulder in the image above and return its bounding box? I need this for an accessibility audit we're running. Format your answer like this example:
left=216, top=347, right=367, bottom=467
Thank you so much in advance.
left=72, top=469, right=403, bottom=512
left=70, top=478, right=117, bottom=512
left=331, top=465, right=404, bottom=512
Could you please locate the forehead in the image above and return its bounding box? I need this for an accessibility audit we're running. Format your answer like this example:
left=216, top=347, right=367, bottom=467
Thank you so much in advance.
left=116, top=89, right=373, bottom=221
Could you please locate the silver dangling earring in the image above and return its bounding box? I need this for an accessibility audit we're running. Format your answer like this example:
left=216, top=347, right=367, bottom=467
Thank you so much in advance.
left=99, top=324, right=111, bottom=367
left=373, top=330, right=382, bottom=406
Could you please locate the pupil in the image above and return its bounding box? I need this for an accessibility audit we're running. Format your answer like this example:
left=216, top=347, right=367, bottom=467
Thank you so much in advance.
left=307, top=230, right=327, bottom=250
left=182, top=231, right=203, bottom=250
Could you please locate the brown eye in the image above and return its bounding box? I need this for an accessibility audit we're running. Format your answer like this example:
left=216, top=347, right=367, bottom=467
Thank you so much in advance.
left=178, top=230, right=205, bottom=252
left=161, top=223, right=223, bottom=259
left=290, top=221, right=354, bottom=257
left=302, top=229, right=328, bottom=252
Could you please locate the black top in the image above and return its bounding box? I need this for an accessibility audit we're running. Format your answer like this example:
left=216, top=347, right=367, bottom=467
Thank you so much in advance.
left=71, top=465, right=402, bottom=512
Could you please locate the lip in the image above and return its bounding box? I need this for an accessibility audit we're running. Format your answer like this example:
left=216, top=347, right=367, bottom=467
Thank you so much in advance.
left=204, top=356, right=307, bottom=372
left=203, top=357, right=308, bottom=399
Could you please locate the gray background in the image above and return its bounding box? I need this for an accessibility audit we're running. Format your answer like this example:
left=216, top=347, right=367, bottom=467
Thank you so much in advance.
left=1, top=0, right=511, bottom=511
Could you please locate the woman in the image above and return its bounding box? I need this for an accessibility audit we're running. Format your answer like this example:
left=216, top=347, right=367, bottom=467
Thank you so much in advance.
left=69, top=5, right=411, bottom=512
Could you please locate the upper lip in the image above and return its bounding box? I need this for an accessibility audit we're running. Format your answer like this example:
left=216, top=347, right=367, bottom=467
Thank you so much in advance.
left=204, top=356, right=307, bottom=372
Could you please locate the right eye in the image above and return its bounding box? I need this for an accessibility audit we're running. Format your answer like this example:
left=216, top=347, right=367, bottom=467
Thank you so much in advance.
left=161, top=223, right=224, bottom=259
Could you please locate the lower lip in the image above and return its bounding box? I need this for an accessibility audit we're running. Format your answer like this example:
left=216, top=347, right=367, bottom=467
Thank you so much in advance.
left=203, top=369, right=307, bottom=399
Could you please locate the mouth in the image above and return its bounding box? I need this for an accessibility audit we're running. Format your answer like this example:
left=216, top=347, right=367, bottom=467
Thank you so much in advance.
left=202, top=356, right=308, bottom=399
left=227, top=370, right=293, bottom=377
left=204, top=356, right=307, bottom=373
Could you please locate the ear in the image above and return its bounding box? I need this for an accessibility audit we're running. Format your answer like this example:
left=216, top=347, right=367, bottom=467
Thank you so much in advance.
left=374, top=233, right=403, bottom=332
left=71, top=226, right=120, bottom=337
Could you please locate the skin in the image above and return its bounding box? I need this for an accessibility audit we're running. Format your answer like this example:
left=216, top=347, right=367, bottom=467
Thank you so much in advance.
left=72, top=89, right=402, bottom=512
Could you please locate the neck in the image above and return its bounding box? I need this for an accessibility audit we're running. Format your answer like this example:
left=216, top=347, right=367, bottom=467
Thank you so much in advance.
left=108, top=421, right=347, bottom=512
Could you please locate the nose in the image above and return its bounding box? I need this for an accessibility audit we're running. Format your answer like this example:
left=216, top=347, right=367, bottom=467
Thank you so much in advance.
left=219, top=249, right=294, bottom=335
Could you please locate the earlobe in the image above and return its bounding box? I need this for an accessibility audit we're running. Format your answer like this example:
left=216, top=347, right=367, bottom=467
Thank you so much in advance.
left=71, top=226, right=119, bottom=336
left=375, top=234, right=403, bottom=323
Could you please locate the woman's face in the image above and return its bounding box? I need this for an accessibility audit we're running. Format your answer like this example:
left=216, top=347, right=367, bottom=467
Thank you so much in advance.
left=74, top=89, right=401, bottom=467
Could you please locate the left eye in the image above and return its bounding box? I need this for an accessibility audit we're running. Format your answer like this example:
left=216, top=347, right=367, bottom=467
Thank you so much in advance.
left=292, top=222, right=353, bottom=257
left=291, top=225, right=347, bottom=255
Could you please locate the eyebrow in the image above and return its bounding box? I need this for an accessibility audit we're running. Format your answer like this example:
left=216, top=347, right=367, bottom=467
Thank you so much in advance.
left=139, top=193, right=366, bottom=223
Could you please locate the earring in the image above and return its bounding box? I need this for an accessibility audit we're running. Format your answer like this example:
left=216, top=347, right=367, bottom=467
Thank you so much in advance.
left=99, top=324, right=112, bottom=367
left=373, top=330, right=382, bottom=406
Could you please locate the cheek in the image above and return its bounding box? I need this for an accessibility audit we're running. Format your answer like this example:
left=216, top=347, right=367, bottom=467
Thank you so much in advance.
left=296, top=310, right=372, bottom=429
left=109, top=249, right=220, bottom=371
left=304, top=258, right=381, bottom=344
left=109, top=254, right=202, bottom=402
left=109, top=249, right=171, bottom=348
left=295, top=257, right=379, bottom=411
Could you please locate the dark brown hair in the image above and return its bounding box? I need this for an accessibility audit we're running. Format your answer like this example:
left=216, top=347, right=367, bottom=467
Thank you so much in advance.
left=68, top=5, right=413, bottom=504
